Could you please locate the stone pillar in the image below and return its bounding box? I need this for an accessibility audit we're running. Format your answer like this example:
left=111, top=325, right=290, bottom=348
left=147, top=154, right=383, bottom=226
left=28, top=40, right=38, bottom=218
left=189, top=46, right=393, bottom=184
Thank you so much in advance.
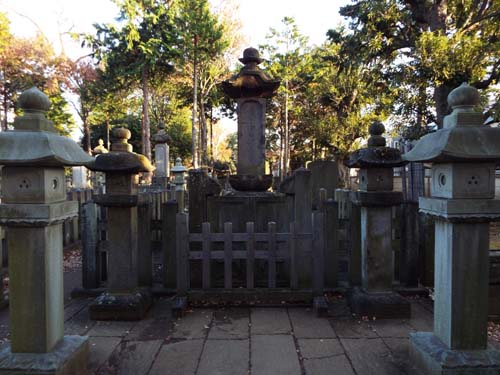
left=237, top=98, right=266, bottom=176
left=405, top=83, right=500, bottom=374
left=346, top=122, right=410, bottom=319
left=172, top=158, right=188, bottom=212
left=89, top=127, right=154, bottom=320
left=152, top=122, right=172, bottom=188
left=307, top=160, right=339, bottom=210
left=0, top=87, right=91, bottom=374
left=72, top=166, right=89, bottom=189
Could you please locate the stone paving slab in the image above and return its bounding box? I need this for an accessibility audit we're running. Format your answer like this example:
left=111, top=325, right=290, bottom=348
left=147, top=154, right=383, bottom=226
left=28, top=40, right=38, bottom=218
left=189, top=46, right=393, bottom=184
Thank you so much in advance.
left=251, top=308, right=291, bottom=335
left=251, top=334, right=301, bottom=375
left=408, top=301, right=433, bottom=332
left=208, top=308, right=249, bottom=339
left=149, top=339, right=204, bottom=375
left=88, top=337, right=121, bottom=372
left=198, top=339, right=249, bottom=375
left=332, top=319, right=378, bottom=338
left=172, top=309, right=213, bottom=339
left=341, top=337, right=401, bottom=375
left=87, top=321, right=136, bottom=337
left=371, top=319, right=415, bottom=338
left=288, top=308, right=336, bottom=338
left=303, top=354, right=355, bottom=375
left=64, top=305, right=96, bottom=336
left=298, top=338, right=344, bottom=359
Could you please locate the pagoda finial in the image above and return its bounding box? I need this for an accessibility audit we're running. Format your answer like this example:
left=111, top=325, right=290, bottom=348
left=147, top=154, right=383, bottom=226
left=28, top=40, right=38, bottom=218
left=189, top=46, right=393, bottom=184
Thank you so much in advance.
left=447, top=82, right=480, bottom=112
left=367, top=121, right=386, bottom=147
left=111, top=127, right=133, bottom=152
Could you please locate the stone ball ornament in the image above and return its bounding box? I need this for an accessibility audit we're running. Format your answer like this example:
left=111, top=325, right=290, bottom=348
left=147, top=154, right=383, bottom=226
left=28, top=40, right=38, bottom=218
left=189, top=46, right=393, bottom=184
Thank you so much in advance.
left=447, top=82, right=481, bottom=110
left=17, top=86, right=51, bottom=112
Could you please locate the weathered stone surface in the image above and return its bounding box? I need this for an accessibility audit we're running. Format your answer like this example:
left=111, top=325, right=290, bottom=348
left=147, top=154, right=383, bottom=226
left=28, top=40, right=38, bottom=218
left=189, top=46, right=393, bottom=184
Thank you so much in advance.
left=88, top=337, right=121, bottom=372
left=349, top=288, right=411, bottom=320
left=288, top=308, right=336, bottom=338
left=198, top=339, right=249, bottom=375
left=100, top=339, right=162, bottom=375
left=209, top=308, right=249, bottom=339
left=149, top=340, right=203, bottom=375
left=371, top=320, right=414, bottom=338
left=87, top=321, right=135, bottom=337
left=298, top=338, right=343, bottom=359
left=251, top=335, right=301, bottom=375
left=172, top=309, right=213, bottom=339
left=331, top=319, right=378, bottom=339
left=89, top=289, right=152, bottom=321
left=341, top=337, right=401, bottom=375
left=303, top=355, right=355, bottom=375
left=251, top=308, right=291, bottom=335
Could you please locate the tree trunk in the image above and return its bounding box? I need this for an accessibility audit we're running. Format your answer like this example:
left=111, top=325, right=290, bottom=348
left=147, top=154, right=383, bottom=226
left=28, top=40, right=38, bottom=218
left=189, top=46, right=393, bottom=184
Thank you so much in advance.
left=2, top=88, right=8, bottom=131
left=199, top=98, right=208, bottom=166
left=83, top=119, right=91, bottom=154
left=191, top=37, right=199, bottom=169
left=209, top=104, right=213, bottom=164
left=434, top=83, right=453, bottom=128
left=283, top=82, right=290, bottom=177
left=105, top=120, right=110, bottom=150
left=141, top=67, right=151, bottom=161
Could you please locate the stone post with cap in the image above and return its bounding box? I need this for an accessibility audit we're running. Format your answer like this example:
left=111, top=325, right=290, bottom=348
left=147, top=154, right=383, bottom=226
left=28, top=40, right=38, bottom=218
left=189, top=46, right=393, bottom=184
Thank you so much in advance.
left=345, top=121, right=411, bottom=319
left=172, top=157, right=187, bottom=211
left=152, top=122, right=172, bottom=188
left=88, top=127, right=155, bottom=320
left=0, top=87, right=92, bottom=374
left=405, top=83, right=500, bottom=374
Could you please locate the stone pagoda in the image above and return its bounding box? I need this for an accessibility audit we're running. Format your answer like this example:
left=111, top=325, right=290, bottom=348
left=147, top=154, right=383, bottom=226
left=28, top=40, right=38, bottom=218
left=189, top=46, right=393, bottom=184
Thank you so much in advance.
left=345, top=121, right=410, bottom=318
left=0, top=87, right=92, bottom=374
left=404, top=83, right=500, bottom=374
left=222, top=47, right=280, bottom=191
left=88, top=127, right=155, bottom=320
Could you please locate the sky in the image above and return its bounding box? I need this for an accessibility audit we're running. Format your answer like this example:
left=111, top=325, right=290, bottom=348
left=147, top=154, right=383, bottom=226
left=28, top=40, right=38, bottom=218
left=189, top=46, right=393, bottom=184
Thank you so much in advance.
left=0, top=0, right=350, bottom=137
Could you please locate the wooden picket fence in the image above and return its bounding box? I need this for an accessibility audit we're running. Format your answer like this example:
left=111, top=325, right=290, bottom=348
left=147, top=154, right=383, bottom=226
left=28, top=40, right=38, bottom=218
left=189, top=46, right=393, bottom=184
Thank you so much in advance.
left=175, top=211, right=326, bottom=295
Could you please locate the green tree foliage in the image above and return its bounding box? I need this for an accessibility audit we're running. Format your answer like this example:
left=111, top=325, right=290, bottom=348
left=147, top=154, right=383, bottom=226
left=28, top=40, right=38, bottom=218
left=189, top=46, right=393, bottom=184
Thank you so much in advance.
left=336, top=0, right=500, bottom=131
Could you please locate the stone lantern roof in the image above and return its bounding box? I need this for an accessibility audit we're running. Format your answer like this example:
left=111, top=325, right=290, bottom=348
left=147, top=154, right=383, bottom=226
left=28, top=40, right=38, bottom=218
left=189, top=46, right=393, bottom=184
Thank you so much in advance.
left=89, top=127, right=154, bottom=174
left=171, top=157, right=187, bottom=174
left=152, top=122, right=172, bottom=144
left=345, top=121, right=407, bottom=169
left=0, top=87, right=93, bottom=167
left=404, top=83, right=500, bottom=163
left=221, top=47, right=280, bottom=99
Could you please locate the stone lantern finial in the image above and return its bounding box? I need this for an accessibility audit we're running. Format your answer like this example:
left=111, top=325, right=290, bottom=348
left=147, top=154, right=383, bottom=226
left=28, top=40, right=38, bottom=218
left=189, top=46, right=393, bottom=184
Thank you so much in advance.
left=367, top=121, right=386, bottom=147
left=447, top=82, right=480, bottom=111
left=111, top=127, right=133, bottom=152
left=13, top=87, right=57, bottom=132
left=92, top=139, right=109, bottom=155
left=18, top=86, right=51, bottom=113
left=152, top=122, right=172, bottom=144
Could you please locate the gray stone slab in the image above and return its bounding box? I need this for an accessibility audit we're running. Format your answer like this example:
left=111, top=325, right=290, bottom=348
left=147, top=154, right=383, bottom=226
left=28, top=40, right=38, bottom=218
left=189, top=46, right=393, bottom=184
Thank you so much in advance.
left=370, top=319, right=415, bottom=338
left=341, top=337, right=401, bottom=375
left=88, top=336, right=121, bottom=372
left=251, top=308, right=291, bottom=335
left=87, top=321, right=136, bottom=337
left=63, top=298, right=91, bottom=323
left=64, top=305, right=95, bottom=336
left=198, top=339, right=249, bottom=375
left=125, top=315, right=173, bottom=341
left=331, top=319, right=378, bottom=338
left=298, top=338, right=344, bottom=359
left=149, top=339, right=204, bottom=375
left=208, top=308, right=249, bottom=339
left=172, top=309, right=213, bottom=339
left=251, top=335, right=301, bottom=375
left=288, top=308, right=335, bottom=338
left=303, top=355, right=355, bottom=375
left=99, top=339, right=162, bottom=375
left=408, top=302, right=433, bottom=332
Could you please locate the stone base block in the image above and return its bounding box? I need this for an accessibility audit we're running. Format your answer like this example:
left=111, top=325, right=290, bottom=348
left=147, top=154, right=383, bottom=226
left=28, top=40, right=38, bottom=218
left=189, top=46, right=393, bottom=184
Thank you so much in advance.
left=410, top=332, right=500, bottom=374
left=89, top=289, right=152, bottom=321
left=348, top=287, right=411, bottom=319
left=0, top=335, right=89, bottom=375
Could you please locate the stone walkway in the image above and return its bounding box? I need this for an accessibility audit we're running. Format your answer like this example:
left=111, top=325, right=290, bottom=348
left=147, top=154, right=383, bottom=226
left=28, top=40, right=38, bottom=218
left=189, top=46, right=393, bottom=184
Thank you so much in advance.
left=0, top=268, right=495, bottom=374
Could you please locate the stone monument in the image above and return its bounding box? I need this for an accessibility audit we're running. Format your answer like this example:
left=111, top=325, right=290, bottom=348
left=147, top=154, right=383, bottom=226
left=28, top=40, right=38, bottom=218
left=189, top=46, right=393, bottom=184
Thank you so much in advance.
left=222, top=47, right=280, bottom=191
left=345, top=121, right=411, bottom=318
left=89, top=127, right=155, bottom=320
left=152, top=122, right=172, bottom=188
left=405, top=83, right=500, bottom=374
left=0, top=87, right=92, bottom=374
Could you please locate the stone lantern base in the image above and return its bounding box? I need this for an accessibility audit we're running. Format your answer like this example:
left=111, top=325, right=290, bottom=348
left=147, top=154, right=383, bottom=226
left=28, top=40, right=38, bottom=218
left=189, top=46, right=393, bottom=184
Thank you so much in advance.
left=349, top=287, right=411, bottom=319
left=410, top=332, right=500, bottom=374
left=89, top=289, right=152, bottom=321
left=0, top=336, right=89, bottom=375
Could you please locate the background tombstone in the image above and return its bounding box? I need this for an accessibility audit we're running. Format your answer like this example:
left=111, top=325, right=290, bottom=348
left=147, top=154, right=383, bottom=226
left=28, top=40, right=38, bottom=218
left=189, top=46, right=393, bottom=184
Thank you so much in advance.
left=307, top=160, right=338, bottom=210
left=152, top=122, right=172, bottom=189
left=345, top=121, right=410, bottom=319
left=404, top=83, right=500, bottom=374
left=89, top=127, right=155, bottom=320
left=0, top=87, right=91, bottom=374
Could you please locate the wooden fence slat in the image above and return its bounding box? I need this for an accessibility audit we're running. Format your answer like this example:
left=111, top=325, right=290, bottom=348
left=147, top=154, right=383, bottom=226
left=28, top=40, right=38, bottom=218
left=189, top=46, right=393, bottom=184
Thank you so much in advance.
left=189, top=232, right=309, bottom=242
left=246, top=222, right=255, bottom=289
left=290, top=222, right=298, bottom=290
left=318, top=188, right=327, bottom=211
left=188, top=249, right=294, bottom=260
left=224, top=222, right=233, bottom=289
left=176, top=213, right=189, bottom=294
left=268, top=222, right=277, bottom=288
left=202, top=222, right=211, bottom=289
left=162, top=201, right=178, bottom=289
left=312, top=212, right=325, bottom=295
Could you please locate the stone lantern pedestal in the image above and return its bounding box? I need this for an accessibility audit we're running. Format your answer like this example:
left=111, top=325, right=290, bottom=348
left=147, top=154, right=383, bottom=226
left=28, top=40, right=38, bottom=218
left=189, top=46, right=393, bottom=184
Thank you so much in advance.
left=0, top=88, right=92, bottom=374
left=405, top=83, right=500, bottom=374
left=346, top=122, right=411, bottom=319
left=89, top=128, right=155, bottom=320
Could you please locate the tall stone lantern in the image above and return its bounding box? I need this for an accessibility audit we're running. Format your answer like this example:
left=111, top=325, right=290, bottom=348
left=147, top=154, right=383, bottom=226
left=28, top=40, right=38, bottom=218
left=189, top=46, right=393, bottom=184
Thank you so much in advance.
left=222, top=47, right=280, bottom=191
left=345, top=121, right=411, bottom=318
left=89, top=127, right=154, bottom=320
left=0, top=87, right=92, bottom=373
left=404, top=83, right=500, bottom=374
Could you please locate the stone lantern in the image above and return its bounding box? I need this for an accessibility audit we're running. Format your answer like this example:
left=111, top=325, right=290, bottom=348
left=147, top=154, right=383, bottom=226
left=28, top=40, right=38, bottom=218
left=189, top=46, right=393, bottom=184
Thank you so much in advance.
left=91, top=139, right=108, bottom=193
left=152, top=122, right=172, bottom=188
left=0, top=87, right=92, bottom=373
left=89, top=127, right=154, bottom=320
left=404, top=83, right=500, bottom=374
left=171, top=157, right=187, bottom=211
left=221, top=47, right=280, bottom=191
left=345, top=121, right=410, bottom=318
